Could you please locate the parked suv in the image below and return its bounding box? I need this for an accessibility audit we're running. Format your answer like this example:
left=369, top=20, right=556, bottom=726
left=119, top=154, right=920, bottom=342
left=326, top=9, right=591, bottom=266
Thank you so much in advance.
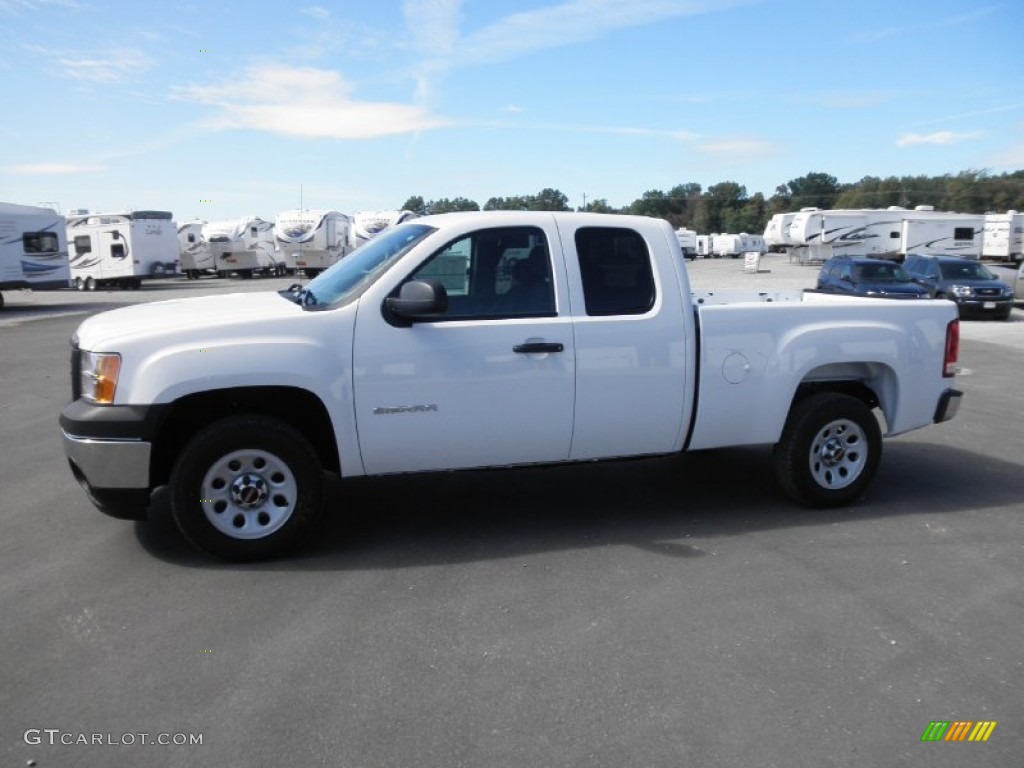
left=816, top=256, right=928, bottom=299
left=902, top=254, right=1013, bottom=319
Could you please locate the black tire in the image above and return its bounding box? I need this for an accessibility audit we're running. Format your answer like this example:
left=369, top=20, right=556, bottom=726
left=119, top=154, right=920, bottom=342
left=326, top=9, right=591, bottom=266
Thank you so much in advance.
left=169, top=415, right=325, bottom=561
left=85, top=276, right=96, bottom=291
left=773, top=392, right=882, bottom=508
left=151, top=262, right=167, bottom=277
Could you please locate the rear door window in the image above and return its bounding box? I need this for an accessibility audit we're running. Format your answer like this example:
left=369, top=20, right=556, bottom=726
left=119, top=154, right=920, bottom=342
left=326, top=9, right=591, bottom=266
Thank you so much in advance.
left=575, top=227, right=655, bottom=316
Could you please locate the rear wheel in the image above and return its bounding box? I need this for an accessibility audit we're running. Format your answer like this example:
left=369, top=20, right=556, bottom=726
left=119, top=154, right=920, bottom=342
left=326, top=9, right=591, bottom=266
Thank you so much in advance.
left=85, top=276, right=96, bottom=291
left=74, top=277, right=84, bottom=291
left=773, top=392, right=882, bottom=507
left=169, top=415, right=324, bottom=560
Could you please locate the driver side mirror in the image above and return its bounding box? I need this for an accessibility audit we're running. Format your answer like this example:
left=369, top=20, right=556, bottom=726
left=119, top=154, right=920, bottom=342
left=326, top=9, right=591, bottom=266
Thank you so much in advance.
left=383, top=280, right=448, bottom=327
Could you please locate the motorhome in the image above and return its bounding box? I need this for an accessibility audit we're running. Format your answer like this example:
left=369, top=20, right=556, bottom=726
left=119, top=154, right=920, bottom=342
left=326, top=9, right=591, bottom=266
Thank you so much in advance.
left=350, top=210, right=418, bottom=249
left=711, top=232, right=766, bottom=258
left=674, top=227, right=697, bottom=259
left=273, top=209, right=352, bottom=276
left=203, top=216, right=281, bottom=278
left=0, top=202, right=70, bottom=308
left=981, top=210, right=1023, bottom=263
left=177, top=221, right=214, bottom=279
left=787, top=206, right=983, bottom=263
left=66, top=210, right=178, bottom=290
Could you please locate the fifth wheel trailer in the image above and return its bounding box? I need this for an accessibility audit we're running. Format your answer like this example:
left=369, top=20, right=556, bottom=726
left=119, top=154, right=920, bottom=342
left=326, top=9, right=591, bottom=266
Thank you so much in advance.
left=0, top=202, right=70, bottom=309
left=273, top=209, right=352, bottom=276
left=787, top=206, right=982, bottom=263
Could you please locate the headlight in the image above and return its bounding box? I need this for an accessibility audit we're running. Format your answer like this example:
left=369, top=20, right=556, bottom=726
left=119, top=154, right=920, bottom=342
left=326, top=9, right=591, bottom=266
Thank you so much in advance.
left=80, top=351, right=121, bottom=404
left=950, top=284, right=974, bottom=297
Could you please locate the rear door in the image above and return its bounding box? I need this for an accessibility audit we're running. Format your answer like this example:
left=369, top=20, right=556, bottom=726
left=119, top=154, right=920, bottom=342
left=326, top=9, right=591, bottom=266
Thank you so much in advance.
left=556, top=220, right=691, bottom=460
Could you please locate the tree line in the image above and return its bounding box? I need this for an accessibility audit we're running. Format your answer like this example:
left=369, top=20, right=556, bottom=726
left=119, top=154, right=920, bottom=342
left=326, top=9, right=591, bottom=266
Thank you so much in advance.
left=401, top=169, right=1024, bottom=234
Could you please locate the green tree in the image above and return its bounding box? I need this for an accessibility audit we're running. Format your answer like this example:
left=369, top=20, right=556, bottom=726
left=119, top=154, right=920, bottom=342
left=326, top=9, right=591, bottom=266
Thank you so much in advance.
left=401, top=195, right=427, bottom=215
left=427, top=197, right=480, bottom=214
left=786, top=172, right=841, bottom=209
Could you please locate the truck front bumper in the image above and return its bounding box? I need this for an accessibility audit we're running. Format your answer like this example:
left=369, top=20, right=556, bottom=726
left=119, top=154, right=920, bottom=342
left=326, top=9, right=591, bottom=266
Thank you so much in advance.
left=62, top=431, right=152, bottom=519
left=59, top=400, right=167, bottom=520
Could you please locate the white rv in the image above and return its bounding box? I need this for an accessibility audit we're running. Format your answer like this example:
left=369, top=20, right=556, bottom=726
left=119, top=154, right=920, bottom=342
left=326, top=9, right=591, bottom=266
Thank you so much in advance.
left=674, top=227, right=698, bottom=260
left=177, top=220, right=214, bottom=279
left=981, top=210, right=1023, bottom=263
left=0, top=202, right=70, bottom=308
left=787, top=206, right=983, bottom=263
left=763, top=212, right=800, bottom=253
left=273, top=209, right=351, bottom=277
left=203, top=216, right=281, bottom=278
left=696, top=235, right=713, bottom=258
left=66, top=210, right=178, bottom=290
left=711, top=232, right=766, bottom=258
left=350, top=210, right=419, bottom=249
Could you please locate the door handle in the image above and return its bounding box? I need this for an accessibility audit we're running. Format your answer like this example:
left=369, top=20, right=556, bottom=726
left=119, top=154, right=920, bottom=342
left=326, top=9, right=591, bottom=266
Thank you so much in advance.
left=513, top=342, right=564, bottom=354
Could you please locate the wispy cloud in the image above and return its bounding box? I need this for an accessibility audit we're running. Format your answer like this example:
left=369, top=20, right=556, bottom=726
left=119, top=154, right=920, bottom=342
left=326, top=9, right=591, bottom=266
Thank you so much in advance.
left=6, top=163, right=106, bottom=175
left=852, top=5, right=998, bottom=43
left=173, top=65, right=450, bottom=140
left=694, top=137, right=777, bottom=161
left=814, top=90, right=891, bottom=110
left=0, top=0, right=85, bottom=13
left=896, top=131, right=986, bottom=147
left=404, top=0, right=461, bottom=57
left=450, top=0, right=754, bottom=68
left=300, top=5, right=330, bottom=21
left=909, top=102, right=1024, bottom=127
left=23, top=44, right=153, bottom=83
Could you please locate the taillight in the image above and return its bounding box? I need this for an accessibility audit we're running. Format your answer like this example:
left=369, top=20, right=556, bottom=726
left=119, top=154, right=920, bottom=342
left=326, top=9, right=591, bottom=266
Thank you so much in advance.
left=943, top=319, right=960, bottom=377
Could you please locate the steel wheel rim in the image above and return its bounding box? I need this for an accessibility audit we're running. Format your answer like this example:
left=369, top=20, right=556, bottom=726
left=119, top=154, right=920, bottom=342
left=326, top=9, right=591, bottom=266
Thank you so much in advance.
left=808, top=418, right=867, bottom=490
left=200, top=448, right=297, bottom=539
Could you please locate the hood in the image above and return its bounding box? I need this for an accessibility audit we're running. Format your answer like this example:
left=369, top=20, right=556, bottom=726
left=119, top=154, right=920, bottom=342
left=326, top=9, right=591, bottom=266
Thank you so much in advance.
left=858, top=281, right=927, bottom=296
left=74, top=291, right=304, bottom=350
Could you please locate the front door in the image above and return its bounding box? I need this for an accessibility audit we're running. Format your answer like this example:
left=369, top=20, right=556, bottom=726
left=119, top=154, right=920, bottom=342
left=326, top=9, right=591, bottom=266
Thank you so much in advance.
left=352, top=224, right=575, bottom=474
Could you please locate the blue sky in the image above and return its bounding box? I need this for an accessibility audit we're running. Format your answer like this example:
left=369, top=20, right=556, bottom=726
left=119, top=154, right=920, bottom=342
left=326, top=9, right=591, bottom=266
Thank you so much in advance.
left=1, top=0, right=1022, bottom=222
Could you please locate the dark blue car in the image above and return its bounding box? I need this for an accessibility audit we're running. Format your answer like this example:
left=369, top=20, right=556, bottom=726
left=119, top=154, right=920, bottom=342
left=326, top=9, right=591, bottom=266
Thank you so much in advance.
left=903, top=254, right=1013, bottom=320
left=816, top=256, right=928, bottom=299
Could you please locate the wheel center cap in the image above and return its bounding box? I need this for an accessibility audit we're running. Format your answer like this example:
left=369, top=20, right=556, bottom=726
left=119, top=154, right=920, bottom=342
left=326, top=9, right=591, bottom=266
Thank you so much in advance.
left=821, top=438, right=846, bottom=465
left=230, top=474, right=268, bottom=508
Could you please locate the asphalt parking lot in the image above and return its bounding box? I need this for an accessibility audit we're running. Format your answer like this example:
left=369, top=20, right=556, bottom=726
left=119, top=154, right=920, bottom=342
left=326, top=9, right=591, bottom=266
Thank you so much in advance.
left=2, top=257, right=1022, bottom=767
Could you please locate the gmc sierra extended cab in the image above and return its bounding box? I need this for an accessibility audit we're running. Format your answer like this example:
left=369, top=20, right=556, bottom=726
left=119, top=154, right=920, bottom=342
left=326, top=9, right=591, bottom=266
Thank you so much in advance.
left=60, top=212, right=963, bottom=560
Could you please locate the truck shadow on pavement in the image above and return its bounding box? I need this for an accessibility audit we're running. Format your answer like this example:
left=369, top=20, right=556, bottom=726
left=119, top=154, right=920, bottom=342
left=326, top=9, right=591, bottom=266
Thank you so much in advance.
left=135, top=440, right=1024, bottom=569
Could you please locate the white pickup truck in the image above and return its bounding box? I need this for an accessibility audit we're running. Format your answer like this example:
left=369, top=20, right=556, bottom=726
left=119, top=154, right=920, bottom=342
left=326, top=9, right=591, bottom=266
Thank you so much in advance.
left=60, top=212, right=963, bottom=560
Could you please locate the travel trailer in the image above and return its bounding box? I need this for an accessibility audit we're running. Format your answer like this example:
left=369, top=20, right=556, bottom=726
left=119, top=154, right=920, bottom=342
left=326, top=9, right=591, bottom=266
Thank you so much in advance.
left=981, top=210, right=1023, bottom=263
left=350, top=210, right=418, bottom=249
left=711, top=232, right=766, bottom=258
left=696, top=235, right=713, bottom=258
left=0, top=202, right=70, bottom=308
left=674, top=227, right=698, bottom=260
left=66, top=210, right=178, bottom=290
left=273, top=209, right=352, bottom=276
left=787, top=206, right=983, bottom=263
left=202, top=216, right=281, bottom=278
left=177, top=220, right=214, bottom=279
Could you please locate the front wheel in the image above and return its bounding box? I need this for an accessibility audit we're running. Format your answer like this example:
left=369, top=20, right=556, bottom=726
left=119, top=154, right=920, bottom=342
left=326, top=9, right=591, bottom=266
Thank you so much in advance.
left=169, top=415, right=325, bottom=560
left=773, top=392, right=882, bottom=507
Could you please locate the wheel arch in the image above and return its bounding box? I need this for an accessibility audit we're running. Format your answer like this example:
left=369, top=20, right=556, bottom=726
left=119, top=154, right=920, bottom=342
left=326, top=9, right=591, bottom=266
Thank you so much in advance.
left=150, top=386, right=341, bottom=485
left=790, top=360, right=896, bottom=431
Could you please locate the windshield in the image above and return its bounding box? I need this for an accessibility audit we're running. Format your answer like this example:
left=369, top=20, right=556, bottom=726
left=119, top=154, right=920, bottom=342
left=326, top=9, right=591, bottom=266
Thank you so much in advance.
left=292, top=223, right=435, bottom=308
left=939, top=261, right=995, bottom=281
left=855, top=263, right=911, bottom=282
